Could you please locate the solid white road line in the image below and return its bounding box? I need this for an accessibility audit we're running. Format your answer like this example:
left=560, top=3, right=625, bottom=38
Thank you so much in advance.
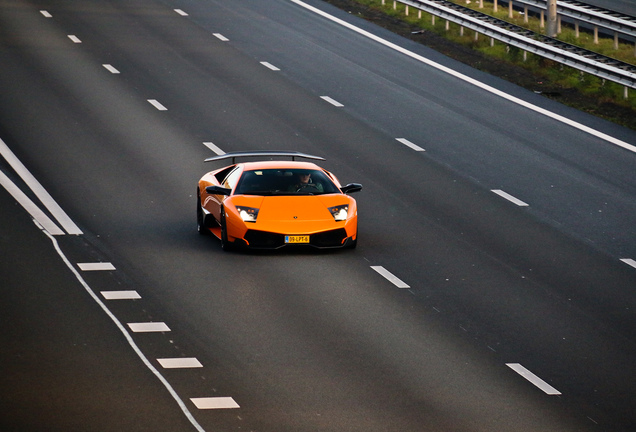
left=67, top=35, right=81, bottom=43
left=40, top=10, right=52, bottom=18
left=0, top=169, right=64, bottom=235
left=78, top=262, right=116, bottom=271
left=290, top=0, right=636, bottom=155
left=396, top=138, right=425, bottom=152
left=203, top=142, right=225, bottom=155
left=506, top=363, right=562, bottom=395
left=370, top=266, right=410, bottom=288
left=174, top=9, right=188, bottom=16
left=0, top=138, right=82, bottom=234
left=213, top=33, right=229, bottom=41
left=620, top=258, right=636, bottom=269
left=491, top=189, right=529, bottom=207
left=42, top=231, right=205, bottom=432
left=147, top=99, right=168, bottom=111
left=157, top=358, right=203, bottom=369
left=101, top=291, right=141, bottom=300
left=190, top=397, right=240, bottom=409
left=102, top=64, right=120, bottom=74
left=321, top=96, right=344, bottom=107
left=128, top=322, right=171, bottom=333
left=260, top=61, right=280, bottom=71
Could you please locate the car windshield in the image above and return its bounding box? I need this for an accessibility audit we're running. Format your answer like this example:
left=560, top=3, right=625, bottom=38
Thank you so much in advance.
left=235, top=169, right=340, bottom=196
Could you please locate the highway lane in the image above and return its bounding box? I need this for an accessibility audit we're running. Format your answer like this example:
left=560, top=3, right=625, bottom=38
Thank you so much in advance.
left=1, top=0, right=635, bottom=430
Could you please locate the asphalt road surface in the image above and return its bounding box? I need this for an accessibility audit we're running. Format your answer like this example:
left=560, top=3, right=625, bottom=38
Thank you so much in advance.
left=1, top=0, right=635, bottom=431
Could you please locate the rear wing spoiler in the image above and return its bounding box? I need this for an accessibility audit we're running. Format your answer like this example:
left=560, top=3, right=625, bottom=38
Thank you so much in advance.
left=205, top=151, right=325, bottom=164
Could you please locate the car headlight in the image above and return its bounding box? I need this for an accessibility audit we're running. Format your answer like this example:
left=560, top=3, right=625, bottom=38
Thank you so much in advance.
left=328, top=205, right=349, bottom=221
left=236, top=206, right=259, bottom=222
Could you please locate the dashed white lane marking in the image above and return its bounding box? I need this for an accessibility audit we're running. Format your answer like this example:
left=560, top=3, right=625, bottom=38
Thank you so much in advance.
left=321, top=96, right=344, bottom=107
left=370, top=266, right=410, bottom=288
left=0, top=138, right=82, bottom=235
left=147, top=99, right=168, bottom=111
left=0, top=169, right=64, bottom=235
left=260, top=61, right=280, bottom=71
left=491, top=189, right=529, bottom=207
left=290, top=0, right=636, bottom=155
left=213, top=33, right=229, bottom=41
left=506, top=363, right=562, bottom=395
left=396, top=138, right=425, bottom=152
left=128, top=322, right=171, bottom=333
left=174, top=9, right=188, bottom=16
left=203, top=142, right=225, bottom=155
left=78, top=262, right=116, bottom=271
left=191, top=397, right=240, bottom=409
left=158, top=358, right=203, bottom=369
left=101, top=291, right=141, bottom=300
left=40, top=10, right=52, bottom=18
left=620, top=258, right=636, bottom=269
left=102, top=64, right=120, bottom=74
left=67, top=35, right=81, bottom=43
left=42, top=231, right=205, bottom=432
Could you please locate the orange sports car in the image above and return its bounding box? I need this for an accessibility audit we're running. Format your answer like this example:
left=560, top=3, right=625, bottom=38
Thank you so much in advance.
left=197, top=151, right=362, bottom=250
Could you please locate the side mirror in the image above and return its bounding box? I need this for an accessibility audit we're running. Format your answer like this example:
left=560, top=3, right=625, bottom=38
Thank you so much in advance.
left=341, top=183, right=362, bottom=194
left=206, top=185, right=232, bottom=196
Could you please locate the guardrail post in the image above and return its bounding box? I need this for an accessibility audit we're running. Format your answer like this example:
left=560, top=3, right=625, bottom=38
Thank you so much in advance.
left=393, top=1, right=396, bottom=10
left=479, top=0, right=483, bottom=8
left=540, top=10, right=544, bottom=29
left=614, top=32, right=618, bottom=50
left=547, top=0, right=557, bottom=37
left=405, top=4, right=409, bottom=15
left=624, top=86, right=629, bottom=100
left=523, top=6, right=528, bottom=24
left=460, top=26, right=464, bottom=36
left=493, top=0, right=498, bottom=13
left=594, top=26, right=599, bottom=44
left=432, top=15, right=435, bottom=25
left=575, top=21, right=579, bottom=38
left=509, top=1, right=513, bottom=19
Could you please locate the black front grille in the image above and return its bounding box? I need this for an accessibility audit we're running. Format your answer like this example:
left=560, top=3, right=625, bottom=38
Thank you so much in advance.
left=243, top=228, right=348, bottom=249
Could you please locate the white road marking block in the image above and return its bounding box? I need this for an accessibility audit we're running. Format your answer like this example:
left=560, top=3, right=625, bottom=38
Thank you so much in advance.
left=191, top=397, right=240, bottom=409
left=213, top=33, right=229, bottom=41
left=102, top=64, right=120, bottom=74
left=260, top=61, right=280, bottom=71
left=620, top=258, right=636, bottom=269
left=158, top=358, right=203, bottom=369
left=147, top=99, right=168, bottom=111
left=203, top=142, right=225, bottom=155
left=506, top=363, right=561, bottom=395
left=174, top=9, right=188, bottom=16
left=320, top=96, right=344, bottom=107
left=78, top=262, right=116, bottom=271
left=40, top=10, right=52, bottom=18
left=128, top=322, right=171, bottom=333
left=370, top=266, right=410, bottom=288
left=396, top=138, right=425, bottom=152
left=101, top=291, right=141, bottom=300
left=491, top=189, right=529, bottom=207
left=68, top=35, right=81, bottom=43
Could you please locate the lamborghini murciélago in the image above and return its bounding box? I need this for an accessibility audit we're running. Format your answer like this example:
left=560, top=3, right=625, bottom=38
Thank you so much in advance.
left=197, top=151, right=362, bottom=250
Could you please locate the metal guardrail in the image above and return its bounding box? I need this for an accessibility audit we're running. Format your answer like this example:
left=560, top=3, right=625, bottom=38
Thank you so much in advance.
left=508, top=0, right=636, bottom=39
left=397, top=0, right=636, bottom=89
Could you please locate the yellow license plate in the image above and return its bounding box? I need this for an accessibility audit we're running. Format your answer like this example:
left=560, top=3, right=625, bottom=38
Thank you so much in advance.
left=285, top=235, right=310, bottom=244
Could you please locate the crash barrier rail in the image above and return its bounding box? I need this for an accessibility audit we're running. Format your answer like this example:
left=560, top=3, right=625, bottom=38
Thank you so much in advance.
left=504, top=0, right=636, bottom=40
left=387, top=0, right=636, bottom=92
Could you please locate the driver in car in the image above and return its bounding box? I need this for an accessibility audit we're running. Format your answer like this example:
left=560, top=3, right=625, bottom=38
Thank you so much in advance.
left=288, top=170, right=323, bottom=193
